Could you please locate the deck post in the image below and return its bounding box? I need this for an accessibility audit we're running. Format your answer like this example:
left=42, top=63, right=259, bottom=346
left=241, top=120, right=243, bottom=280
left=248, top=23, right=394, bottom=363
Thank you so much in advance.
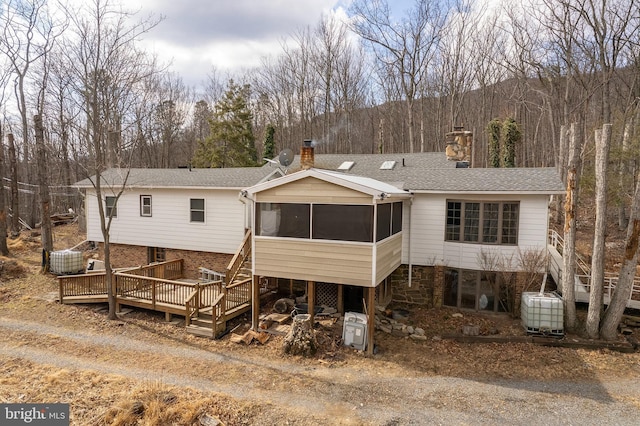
left=308, top=281, right=316, bottom=324
left=251, top=275, right=260, bottom=331
left=337, top=284, right=344, bottom=314
left=366, top=286, right=375, bottom=356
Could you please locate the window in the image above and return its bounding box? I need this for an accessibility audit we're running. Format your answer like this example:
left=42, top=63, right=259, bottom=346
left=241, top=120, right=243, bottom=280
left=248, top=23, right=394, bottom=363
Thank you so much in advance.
left=105, top=196, right=117, bottom=218
left=140, top=195, right=152, bottom=217
left=376, top=203, right=391, bottom=241
left=190, top=198, right=205, bottom=222
left=444, top=268, right=508, bottom=312
left=314, top=204, right=373, bottom=242
left=392, top=202, right=403, bottom=235
left=445, top=200, right=519, bottom=245
left=256, top=203, right=310, bottom=238
left=147, top=247, right=165, bottom=263
left=376, top=202, right=404, bottom=242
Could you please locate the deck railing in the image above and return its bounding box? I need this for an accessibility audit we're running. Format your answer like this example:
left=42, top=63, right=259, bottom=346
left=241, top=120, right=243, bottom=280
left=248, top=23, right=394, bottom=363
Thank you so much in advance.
left=185, top=281, right=223, bottom=326
left=116, top=273, right=195, bottom=308
left=59, top=271, right=107, bottom=302
left=119, top=259, right=184, bottom=280
left=226, top=229, right=251, bottom=285
left=224, top=278, right=252, bottom=312
left=548, top=229, right=640, bottom=306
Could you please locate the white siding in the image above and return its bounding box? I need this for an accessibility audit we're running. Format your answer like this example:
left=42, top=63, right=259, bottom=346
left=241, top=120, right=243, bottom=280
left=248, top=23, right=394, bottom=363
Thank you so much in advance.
left=403, top=193, right=550, bottom=272
left=85, top=188, right=245, bottom=254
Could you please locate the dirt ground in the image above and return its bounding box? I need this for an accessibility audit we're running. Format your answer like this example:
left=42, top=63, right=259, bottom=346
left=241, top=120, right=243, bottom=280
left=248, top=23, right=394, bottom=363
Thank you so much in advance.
left=1, top=224, right=640, bottom=425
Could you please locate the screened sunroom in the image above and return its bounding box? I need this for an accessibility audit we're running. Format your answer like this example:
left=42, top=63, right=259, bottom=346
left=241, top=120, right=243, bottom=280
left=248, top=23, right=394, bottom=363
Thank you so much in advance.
left=244, top=169, right=412, bottom=288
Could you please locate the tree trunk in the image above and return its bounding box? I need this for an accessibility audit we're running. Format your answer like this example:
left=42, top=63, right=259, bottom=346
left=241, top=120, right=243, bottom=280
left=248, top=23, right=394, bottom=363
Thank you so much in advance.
left=554, top=124, right=568, bottom=224
left=34, top=115, right=53, bottom=258
left=618, top=119, right=632, bottom=230
left=562, top=122, right=581, bottom=332
left=0, top=126, right=9, bottom=255
left=7, top=133, right=19, bottom=237
left=600, top=175, right=640, bottom=341
left=586, top=124, right=611, bottom=339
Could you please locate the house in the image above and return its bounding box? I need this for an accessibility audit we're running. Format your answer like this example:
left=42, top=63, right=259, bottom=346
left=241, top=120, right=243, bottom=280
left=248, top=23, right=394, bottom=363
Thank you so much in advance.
left=74, top=132, right=564, bottom=352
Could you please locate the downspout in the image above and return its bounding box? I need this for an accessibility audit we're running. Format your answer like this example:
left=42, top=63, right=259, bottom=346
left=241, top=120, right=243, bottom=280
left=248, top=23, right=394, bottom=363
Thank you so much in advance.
left=408, top=197, right=413, bottom=288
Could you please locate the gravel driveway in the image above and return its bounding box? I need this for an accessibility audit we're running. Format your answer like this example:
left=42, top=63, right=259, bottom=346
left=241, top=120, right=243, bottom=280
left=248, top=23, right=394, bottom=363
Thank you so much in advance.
left=1, top=316, right=639, bottom=425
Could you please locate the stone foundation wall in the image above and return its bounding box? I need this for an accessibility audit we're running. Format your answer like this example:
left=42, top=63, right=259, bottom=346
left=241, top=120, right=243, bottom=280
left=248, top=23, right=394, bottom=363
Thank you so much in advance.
left=390, top=265, right=442, bottom=308
left=96, top=243, right=233, bottom=280
left=391, top=264, right=530, bottom=316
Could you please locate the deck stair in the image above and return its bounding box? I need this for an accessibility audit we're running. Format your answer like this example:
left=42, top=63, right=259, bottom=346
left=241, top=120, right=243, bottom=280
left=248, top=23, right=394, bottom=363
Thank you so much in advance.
left=547, top=230, right=640, bottom=310
left=186, top=230, right=253, bottom=338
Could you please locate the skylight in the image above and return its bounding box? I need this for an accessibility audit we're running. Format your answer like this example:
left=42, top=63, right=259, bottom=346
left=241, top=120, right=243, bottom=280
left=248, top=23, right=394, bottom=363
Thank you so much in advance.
left=338, top=161, right=355, bottom=171
left=380, top=160, right=396, bottom=170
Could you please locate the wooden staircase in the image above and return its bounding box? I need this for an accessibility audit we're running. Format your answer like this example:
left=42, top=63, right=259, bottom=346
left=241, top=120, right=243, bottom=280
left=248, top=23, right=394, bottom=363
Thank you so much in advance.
left=186, top=230, right=253, bottom=338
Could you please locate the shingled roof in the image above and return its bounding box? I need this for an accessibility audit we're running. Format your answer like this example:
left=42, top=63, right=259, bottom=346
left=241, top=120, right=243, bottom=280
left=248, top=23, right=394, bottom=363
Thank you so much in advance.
left=74, top=167, right=281, bottom=189
left=75, top=152, right=564, bottom=194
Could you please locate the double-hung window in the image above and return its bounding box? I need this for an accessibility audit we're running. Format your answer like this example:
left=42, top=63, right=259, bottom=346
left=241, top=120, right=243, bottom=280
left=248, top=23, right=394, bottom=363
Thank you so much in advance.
left=190, top=198, right=205, bottom=223
left=105, top=196, right=117, bottom=218
left=140, top=195, right=152, bottom=217
left=446, top=200, right=519, bottom=245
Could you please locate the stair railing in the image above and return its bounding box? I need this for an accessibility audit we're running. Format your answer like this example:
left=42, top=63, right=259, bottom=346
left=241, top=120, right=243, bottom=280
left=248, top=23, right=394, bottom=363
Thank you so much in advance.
left=184, top=283, right=200, bottom=327
left=226, top=229, right=252, bottom=285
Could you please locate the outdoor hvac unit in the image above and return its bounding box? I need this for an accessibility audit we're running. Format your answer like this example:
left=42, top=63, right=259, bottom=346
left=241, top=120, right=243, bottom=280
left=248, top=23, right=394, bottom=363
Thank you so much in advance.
left=521, top=292, right=564, bottom=336
left=343, top=312, right=367, bottom=351
left=50, top=250, right=84, bottom=275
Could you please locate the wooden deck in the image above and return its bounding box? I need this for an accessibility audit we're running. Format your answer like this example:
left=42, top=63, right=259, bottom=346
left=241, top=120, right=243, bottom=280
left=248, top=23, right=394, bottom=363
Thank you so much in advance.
left=58, top=259, right=254, bottom=337
left=548, top=230, right=640, bottom=310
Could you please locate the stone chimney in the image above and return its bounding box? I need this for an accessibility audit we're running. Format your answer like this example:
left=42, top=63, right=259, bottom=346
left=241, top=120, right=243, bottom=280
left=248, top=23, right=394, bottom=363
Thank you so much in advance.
left=445, top=126, right=473, bottom=165
left=300, top=139, right=314, bottom=170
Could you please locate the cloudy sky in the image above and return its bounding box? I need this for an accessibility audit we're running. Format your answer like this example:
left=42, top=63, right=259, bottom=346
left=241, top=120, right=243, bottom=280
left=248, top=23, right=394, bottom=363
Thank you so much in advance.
left=129, top=0, right=412, bottom=87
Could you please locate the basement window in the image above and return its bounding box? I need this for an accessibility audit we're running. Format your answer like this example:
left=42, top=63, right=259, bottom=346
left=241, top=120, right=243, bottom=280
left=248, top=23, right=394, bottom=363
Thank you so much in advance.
left=443, top=268, right=508, bottom=312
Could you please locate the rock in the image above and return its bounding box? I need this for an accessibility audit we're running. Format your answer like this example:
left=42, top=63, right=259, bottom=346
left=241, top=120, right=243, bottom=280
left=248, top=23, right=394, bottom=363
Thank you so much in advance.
left=273, top=298, right=295, bottom=314
left=380, top=325, right=392, bottom=334
left=452, top=313, right=464, bottom=318
left=322, top=306, right=337, bottom=314
left=409, top=334, right=428, bottom=341
left=462, top=324, right=480, bottom=336
left=432, top=335, right=442, bottom=341
left=414, top=327, right=425, bottom=336
left=199, top=414, right=222, bottom=426
left=406, top=326, right=415, bottom=334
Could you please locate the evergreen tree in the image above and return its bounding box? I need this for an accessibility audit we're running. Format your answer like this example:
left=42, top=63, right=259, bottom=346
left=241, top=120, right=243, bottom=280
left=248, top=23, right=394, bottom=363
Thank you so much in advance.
left=501, top=117, right=520, bottom=168
left=193, top=80, right=257, bottom=168
left=263, top=124, right=276, bottom=162
left=486, top=119, right=502, bottom=168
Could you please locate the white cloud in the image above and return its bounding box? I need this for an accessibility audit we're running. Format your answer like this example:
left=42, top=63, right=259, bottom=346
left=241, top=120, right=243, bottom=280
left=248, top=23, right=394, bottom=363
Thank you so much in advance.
left=132, top=0, right=349, bottom=85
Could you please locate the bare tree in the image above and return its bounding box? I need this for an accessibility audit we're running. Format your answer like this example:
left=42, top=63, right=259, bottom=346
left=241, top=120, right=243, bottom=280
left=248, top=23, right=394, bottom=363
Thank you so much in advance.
left=63, top=0, right=160, bottom=320
left=600, top=172, right=640, bottom=340
left=562, top=122, right=581, bottom=331
left=0, top=0, right=59, bottom=227
left=586, top=123, right=611, bottom=338
left=350, top=0, right=446, bottom=153
left=0, top=125, right=8, bottom=255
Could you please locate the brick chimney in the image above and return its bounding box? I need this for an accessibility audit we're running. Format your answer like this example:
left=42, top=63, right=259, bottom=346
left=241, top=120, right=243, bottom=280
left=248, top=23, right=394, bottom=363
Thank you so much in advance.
left=445, top=126, right=473, bottom=165
left=300, top=139, right=314, bottom=170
